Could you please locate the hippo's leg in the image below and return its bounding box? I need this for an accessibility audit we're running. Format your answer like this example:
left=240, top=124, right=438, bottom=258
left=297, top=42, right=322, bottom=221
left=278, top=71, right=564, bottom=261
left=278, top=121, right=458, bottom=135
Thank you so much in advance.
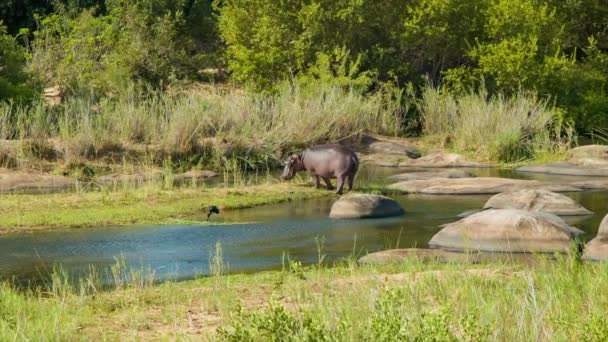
left=335, top=176, right=345, bottom=195
left=313, top=175, right=321, bottom=188
left=347, top=174, right=354, bottom=191
left=322, top=177, right=334, bottom=190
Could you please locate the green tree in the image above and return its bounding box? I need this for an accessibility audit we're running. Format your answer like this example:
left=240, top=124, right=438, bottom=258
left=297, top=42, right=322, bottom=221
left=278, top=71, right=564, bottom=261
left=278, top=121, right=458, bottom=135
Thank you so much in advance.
left=0, top=23, right=35, bottom=102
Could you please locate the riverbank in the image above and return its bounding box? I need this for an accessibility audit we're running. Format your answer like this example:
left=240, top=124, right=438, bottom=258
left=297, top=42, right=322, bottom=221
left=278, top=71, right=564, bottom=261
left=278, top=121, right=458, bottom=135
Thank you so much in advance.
left=0, top=182, right=334, bottom=234
left=2, top=254, right=607, bottom=340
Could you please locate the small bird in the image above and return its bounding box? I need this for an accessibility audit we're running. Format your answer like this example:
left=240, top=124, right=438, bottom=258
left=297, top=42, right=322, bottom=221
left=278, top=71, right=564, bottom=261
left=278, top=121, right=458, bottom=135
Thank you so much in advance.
left=207, top=205, right=220, bottom=221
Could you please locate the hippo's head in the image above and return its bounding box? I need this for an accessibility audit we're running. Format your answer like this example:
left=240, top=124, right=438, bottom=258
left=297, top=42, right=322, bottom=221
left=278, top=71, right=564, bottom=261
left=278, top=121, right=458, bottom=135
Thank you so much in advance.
left=281, top=152, right=303, bottom=180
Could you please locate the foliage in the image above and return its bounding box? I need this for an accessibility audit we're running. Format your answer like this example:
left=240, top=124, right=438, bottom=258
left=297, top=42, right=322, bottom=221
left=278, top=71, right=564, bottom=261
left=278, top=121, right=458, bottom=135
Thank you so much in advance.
left=0, top=23, right=36, bottom=102
left=420, top=86, right=574, bottom=162
left=27, top=0, right=218, bottom=94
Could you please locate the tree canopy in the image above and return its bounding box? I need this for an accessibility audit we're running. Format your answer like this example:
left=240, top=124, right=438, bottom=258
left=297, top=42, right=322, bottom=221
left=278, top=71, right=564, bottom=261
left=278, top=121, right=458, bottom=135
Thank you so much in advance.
left=0, top=0, right=606, bottom=130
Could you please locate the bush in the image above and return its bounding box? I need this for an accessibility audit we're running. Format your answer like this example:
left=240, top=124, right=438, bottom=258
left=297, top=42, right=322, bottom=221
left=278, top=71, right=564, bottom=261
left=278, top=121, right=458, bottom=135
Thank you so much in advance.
left=0, top=23, right=36, bottom=102
left=420, top=86, right=573, bottom=163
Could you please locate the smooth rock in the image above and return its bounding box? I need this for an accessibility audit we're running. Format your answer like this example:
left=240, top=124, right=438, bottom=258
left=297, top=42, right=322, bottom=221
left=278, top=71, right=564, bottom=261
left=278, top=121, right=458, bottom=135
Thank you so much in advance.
left=582, top=214, right=608, bottom=261
left=456, top=210, right=483, bottom=218
left=517, top=146, right=608, bottom=176
left=567, top=145, right=608, bottom=165
left=429, top=209, right=583, bottom=253
left=571, top=180, right=608, bottom=190
left=368, top=141, right=421, bottom=159
left=388, top=170, right=476, bottom=181
left=517, top=162, right=608, bottom=177
left=330, top=194, right=405, bottom=219
left=388, top=177, right=582, bottom=195
left=360, top=154, right=404, bottom=167
left=398, top=152, right=489, bottom=168
left=0, top=169, right=77, bottom=192
left=483, top=189, right=592, bottom=216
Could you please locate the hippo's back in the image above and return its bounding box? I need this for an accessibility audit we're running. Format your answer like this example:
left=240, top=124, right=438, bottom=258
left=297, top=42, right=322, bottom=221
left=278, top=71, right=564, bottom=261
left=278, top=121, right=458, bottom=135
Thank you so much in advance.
left=303, top=144, right=359, bottom=176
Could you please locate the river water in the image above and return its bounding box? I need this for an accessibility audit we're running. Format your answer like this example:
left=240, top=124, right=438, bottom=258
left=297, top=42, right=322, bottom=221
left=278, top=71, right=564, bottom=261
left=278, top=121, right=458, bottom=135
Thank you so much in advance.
left=1, top=166, right=607, bottom=286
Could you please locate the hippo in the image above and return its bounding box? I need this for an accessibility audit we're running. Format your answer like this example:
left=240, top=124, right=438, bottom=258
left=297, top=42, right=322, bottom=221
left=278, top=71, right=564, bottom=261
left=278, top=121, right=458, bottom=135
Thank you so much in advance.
left=281, top=144, right=359, bottom=195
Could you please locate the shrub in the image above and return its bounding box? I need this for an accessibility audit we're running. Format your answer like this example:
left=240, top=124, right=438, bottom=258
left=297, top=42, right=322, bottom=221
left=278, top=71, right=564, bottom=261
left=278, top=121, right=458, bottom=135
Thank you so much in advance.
left=420, top=86, right=573, bottom=163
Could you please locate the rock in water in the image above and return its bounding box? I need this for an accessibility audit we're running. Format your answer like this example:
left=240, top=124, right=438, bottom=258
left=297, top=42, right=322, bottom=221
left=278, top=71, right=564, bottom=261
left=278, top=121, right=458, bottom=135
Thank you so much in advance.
left=388, top=170, right=476, bottom=181
left=329, top=194, right=405, bottom=219
left=517, top=145, right=608, bottom=176
left=429, top=209, right=583, bottom=253
left=583, top=214, right=608, bottom=261
left=483, top=189, right=592, bottom=216
left=398, top=152, right=489, bottom=168
left=388, top=177, right=582, bottom=195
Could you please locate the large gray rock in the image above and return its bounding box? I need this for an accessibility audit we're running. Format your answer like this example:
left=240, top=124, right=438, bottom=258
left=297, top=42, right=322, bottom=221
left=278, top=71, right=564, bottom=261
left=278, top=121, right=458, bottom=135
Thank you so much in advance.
left=398, top=152, right=489, bottom=168
left=568, top=145, right=608, bottom=165
left=330, top=194, right=405, bottom=219
left=0, top=169, right=77, bottom=192
left=517, top=162, right=608, bottom=177
left=388, top=177, right=582, bottom=195
left=583, top=214, right=608, bottom=261
left=388, top=170, right=476, bottom=181
left=368, top=140, right=421, bottom=159
left=429, top=209, right=584, bottom=253
left=517, top=145, right=608, bottom=176
left=483, top=189, right=592, bottom=216
left=359, top=135, right=421, bottom=167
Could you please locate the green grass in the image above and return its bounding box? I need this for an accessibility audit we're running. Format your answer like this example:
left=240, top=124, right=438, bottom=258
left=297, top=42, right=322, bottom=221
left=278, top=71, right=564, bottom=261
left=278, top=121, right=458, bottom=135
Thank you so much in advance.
left=419, top=87, right=575, bottom=164
left=1, top=254, right=608, bottom=340
left=0, top=182, right=333, bottom=232
left=0, top=80, right=396, bottom=171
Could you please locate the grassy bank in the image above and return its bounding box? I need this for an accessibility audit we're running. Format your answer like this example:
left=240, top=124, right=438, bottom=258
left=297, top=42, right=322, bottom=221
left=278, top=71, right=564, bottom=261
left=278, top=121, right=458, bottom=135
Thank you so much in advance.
left=0, top=81, right=396, bottom=172
left=0, top=181, right=333, bottom=233
left=1, top=255, right=607, bottom=340
left=0, top=81, right=577, bottom=174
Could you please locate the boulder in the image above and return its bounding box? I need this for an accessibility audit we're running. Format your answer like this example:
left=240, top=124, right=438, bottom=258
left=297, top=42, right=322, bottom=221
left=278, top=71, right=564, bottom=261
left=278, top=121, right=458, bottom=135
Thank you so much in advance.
left=483, top=189, right=592, bottom=216
left=368, top=141, right=421, bottom=159
left=398, top=152, right=489, bottom=168
left=329, top=194, right=405, bottom=219
left=517, top=145, right=608, bottom=176
left=571, top=180, right=608, bottom=191
left=517, top=162, right=608, bottom=177
left=359, top=135, right=421, bottom=167
left=429, top=209, right=584, bottom=253
left=567, top=145, right=608, bottom=165
left=388, top=170, right=476, bottom=181
left=0, top=169, right=77, bottom=192
left=456, top=210, right=482, bottom=218
left=582, top=214, right=608, bottom=261
left=388, top=177, right=582, bottom=195
left=360, top=154, right=407, bottom=167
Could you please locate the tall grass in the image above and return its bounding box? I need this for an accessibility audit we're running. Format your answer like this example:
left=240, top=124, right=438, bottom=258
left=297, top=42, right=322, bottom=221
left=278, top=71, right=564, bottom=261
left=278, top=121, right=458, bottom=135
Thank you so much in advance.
left=1, top=81, right=393, bottom=170
left=420, top=87, right=575, bottom=163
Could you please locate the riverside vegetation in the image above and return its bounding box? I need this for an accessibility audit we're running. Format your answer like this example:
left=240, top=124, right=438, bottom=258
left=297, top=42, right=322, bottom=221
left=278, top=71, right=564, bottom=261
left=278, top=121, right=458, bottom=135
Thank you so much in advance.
left=2, top=251, right=608, bottom=340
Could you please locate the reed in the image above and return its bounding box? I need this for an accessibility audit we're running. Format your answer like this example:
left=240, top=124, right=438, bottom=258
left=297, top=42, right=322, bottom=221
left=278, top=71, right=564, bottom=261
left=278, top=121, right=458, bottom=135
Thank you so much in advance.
left=419, top=87, right=575, bottom=163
